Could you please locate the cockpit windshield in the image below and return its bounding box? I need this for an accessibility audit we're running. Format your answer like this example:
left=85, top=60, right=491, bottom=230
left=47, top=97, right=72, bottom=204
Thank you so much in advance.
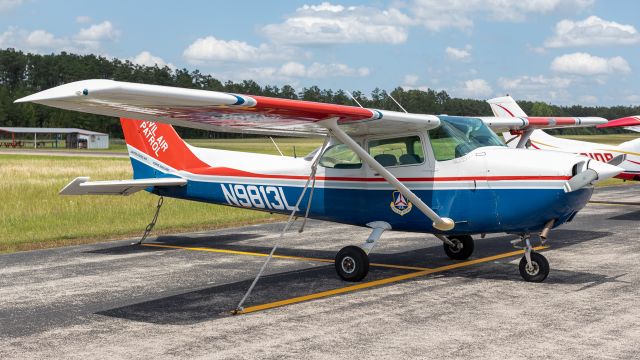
left=429, top=116, right=505, bottom=161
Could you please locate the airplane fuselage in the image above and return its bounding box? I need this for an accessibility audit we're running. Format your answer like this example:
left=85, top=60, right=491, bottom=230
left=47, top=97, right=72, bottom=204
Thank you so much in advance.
left=128, top=140, right=593, bottom=235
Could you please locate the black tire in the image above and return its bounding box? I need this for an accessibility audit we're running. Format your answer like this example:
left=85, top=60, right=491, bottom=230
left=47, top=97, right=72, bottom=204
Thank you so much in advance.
left=519, top=252, right=550, bottom=282
left=443, top=235, right=474, bottom=260
left=335, top=246, right=369, bottom=282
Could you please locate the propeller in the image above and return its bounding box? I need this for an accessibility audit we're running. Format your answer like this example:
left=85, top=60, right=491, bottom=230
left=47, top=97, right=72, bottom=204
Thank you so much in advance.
left=564, top=160, right=624, bottom=193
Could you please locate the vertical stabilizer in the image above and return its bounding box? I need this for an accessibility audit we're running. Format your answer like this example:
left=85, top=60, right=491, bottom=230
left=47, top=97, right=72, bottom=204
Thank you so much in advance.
left=487, top=95, right=527, bottom=118
left=120, top=118, right=208, bottom=178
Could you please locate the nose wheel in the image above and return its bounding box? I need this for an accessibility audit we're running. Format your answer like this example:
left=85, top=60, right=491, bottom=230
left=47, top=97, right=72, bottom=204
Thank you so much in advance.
left=514, top=235, right=550, bottom=282
left=519, top=251, right=549, bottom=282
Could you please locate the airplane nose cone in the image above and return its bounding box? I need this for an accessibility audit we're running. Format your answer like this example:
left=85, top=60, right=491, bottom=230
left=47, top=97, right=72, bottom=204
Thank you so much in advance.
left=588, top=160, right=624, bottom=182
left=564, top=158, right=624, bottom=193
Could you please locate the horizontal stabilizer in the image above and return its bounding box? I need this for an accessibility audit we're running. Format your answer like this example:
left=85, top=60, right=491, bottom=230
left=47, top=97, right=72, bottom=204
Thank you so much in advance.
left=597, top=116, right=640, bottom=132
left=59, top=177, right=187, bottom=196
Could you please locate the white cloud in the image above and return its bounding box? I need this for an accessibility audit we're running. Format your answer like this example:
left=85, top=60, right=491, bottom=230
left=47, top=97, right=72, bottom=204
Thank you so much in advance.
left=625, top=95, right=640, bottom=104
left=497, top=74, right=581, bottom=102
left=76, top=15, right=92, bottom=24
left=279, top=61, right=370, bottom=78
left=0, top=0, right=22, bottom=12
left=279, top=61, right=307, bottom=77
left=403, top=74, right=419, bottom=86
left=74, top=21, right=119, bottom=49
left=262, top=2, right=411, bottom=45
left=550, top=52, right=631, bottom=75
left=130, top=51, right=174, bottom=69
left=0, top=20, right=119, bottom=54
left=545, top=16, right=640, bottom=48
left=499, top=75, right=572, bottom=90
left=459, top=78, right=492, bottom=98
left=25, top=30, right=68, bottom=48
left=221, top=61, right=370, bottom=83
left=183, top=36, right=289, bottom=63
left=410, top=0, right=594, bottom=31
left=579, top=95, right=598, bottom=104
left=445, top=45, right=471, bottom=61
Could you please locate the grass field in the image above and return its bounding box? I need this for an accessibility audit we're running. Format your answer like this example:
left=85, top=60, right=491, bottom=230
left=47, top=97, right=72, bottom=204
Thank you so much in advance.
left=1, top=134, right=636, bottom=253
left=0, top=154, right=284, bottom=253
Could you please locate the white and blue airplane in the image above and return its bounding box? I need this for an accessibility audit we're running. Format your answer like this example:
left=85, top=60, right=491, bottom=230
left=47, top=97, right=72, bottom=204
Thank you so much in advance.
left=16, top=80, right=623, bottom=283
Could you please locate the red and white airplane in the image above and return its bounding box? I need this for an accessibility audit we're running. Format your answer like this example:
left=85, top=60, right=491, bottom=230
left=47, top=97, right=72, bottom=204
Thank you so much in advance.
left=16, top=80, right=623, bottom=283
left=488, top=96, right=640, bottom=181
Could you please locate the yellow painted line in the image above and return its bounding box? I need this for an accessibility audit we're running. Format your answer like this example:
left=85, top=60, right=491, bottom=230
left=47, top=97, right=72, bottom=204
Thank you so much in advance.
left=237, top=245, right=548, bottom=315
left=141, top=243, right=431, bottom=271
left=589, top=200, right=640, bottom=206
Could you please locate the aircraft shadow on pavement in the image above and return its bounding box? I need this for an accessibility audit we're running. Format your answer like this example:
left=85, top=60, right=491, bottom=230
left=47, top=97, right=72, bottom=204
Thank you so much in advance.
left=608, top=209, right=640, bottom=221
left=97, top=265, right=407, bottom=325
left=96, top=228, right=611, bottom=325
left=85, top=233, right=264, bottom=255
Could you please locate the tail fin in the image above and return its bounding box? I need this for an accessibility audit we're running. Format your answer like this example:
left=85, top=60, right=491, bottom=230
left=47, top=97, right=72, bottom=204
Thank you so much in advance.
left=487, top=96, right=528, bottom=147
left=120, top=118, right=208, bottom=178
left=487, top=95, right=527, bottom=118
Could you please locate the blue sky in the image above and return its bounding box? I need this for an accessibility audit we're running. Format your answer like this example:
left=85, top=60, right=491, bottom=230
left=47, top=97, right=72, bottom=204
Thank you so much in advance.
left=1, top=0, right=639, bottom=106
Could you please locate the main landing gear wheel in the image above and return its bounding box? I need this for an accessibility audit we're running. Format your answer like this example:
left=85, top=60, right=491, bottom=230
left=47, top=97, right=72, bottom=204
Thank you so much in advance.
left=519, top=252, right=549, bottom=282
left=443, top=235, right=474, bottom=260
left=335, top=245, right=369, bottom=282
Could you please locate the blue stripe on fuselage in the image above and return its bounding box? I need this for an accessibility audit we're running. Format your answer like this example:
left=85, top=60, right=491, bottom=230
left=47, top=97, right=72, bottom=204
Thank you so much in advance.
left=131, top=158, right=592, bottom=235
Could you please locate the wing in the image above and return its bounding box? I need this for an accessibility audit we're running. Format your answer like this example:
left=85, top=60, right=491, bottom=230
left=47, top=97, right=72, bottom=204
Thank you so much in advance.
left=16, top=79, right=440, bottom=137
left=479, top=116, right=607, bottom=132
left=597, top=116, right=640, bottom=133
left=59, top=177, right=187, bottom=195
left=484, top=96, right=607, bottom=131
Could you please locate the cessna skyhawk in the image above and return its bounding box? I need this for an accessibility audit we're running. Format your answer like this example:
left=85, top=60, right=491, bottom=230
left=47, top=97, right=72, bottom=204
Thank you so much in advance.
left=16, top=80, right=623, bottom=283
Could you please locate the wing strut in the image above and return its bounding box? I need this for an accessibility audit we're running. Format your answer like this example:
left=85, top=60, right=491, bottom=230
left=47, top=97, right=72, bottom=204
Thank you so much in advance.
left=320, top=118, right=455, bottom=231
left=516, top=129, right=534, bottom=148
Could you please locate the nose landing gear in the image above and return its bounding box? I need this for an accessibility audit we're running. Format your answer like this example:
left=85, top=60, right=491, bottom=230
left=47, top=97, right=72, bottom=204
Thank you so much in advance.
left=512, top=234, right=550, bottom=282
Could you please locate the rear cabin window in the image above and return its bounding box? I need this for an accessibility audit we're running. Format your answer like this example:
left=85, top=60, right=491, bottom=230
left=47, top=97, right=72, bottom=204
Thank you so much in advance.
left=367, top=135, right=424, bottom=167
left=319, top=143, right=362, bottom=169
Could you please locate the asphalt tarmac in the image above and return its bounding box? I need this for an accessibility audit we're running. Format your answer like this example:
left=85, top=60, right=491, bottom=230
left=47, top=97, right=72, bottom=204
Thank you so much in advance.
left=1, top=185, right=639, bottom=359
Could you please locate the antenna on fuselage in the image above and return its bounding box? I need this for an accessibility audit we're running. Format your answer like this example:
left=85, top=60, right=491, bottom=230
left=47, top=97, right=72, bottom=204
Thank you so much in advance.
left=387, top=93, right=408, bottom=113
left=346, top=91, right=364, bottom=108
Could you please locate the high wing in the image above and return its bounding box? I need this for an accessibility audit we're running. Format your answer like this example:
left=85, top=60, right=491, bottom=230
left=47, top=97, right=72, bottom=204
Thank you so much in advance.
left=483, top=96, right=607, bottom=131
left=59, top=177, right=187, bottom=195
left=15, top=79, right=440, bottom=137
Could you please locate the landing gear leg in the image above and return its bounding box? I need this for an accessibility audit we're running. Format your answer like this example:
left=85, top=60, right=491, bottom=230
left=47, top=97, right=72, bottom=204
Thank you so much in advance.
left=515, top=235, right=549, bottom=282
left=335, top=221, right=390, bottom=282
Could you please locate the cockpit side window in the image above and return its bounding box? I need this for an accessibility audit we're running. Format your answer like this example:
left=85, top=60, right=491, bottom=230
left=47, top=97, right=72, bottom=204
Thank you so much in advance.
left=429, top=117, right=505, bottom=161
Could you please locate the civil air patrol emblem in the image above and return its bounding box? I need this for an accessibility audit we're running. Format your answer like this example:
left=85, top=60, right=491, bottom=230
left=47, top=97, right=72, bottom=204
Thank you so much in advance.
left=390, top=191, right=412, bottom=216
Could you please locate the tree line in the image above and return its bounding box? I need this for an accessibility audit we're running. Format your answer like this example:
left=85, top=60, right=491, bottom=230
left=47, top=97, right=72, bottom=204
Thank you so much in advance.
left=0, top=48, right=637, bottom=138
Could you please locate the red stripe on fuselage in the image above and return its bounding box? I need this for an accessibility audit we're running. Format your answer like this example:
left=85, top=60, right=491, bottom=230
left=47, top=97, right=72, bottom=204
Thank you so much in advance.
left=182, top=166, right=570, bottom=182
